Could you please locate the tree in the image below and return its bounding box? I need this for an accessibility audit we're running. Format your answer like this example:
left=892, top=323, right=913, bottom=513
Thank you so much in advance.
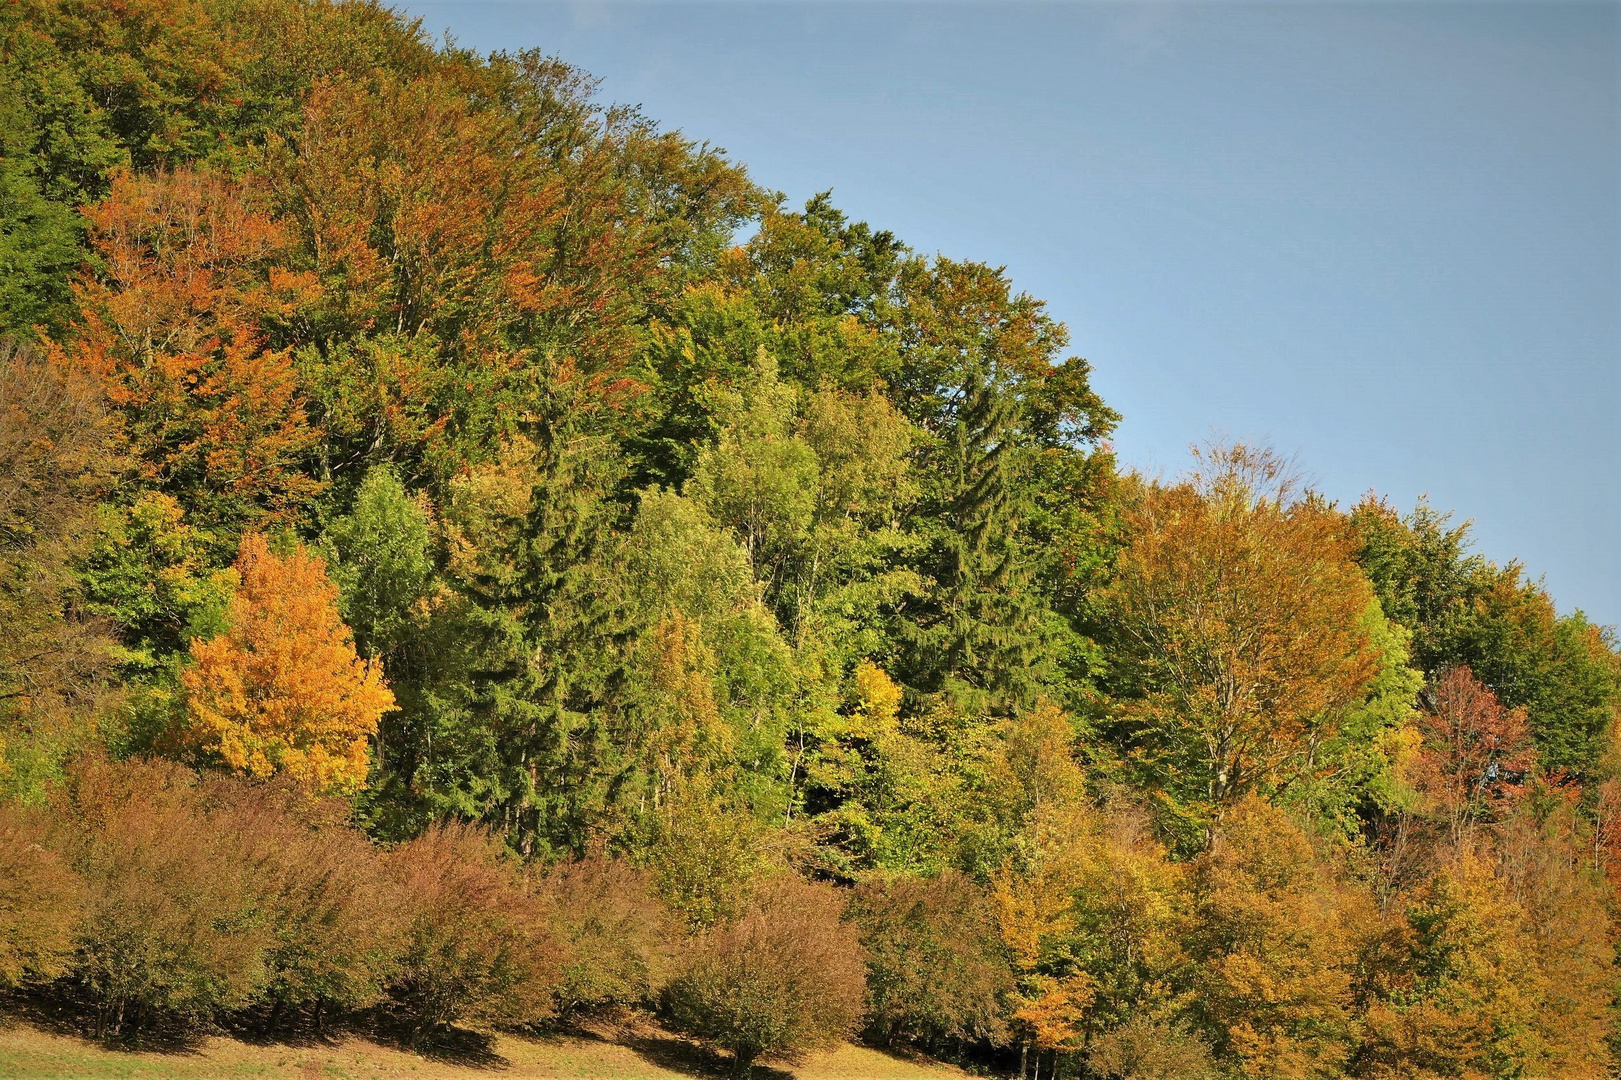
left=71, top=167, right=326, bottom=523
left=1099, top=445, right=1381, bottom=841
left=181, top=533, right=394, bottom=795
left=1409, top=666, right=1535, bottom=845
left=531, top=854, right=673, bottom=1017
left=1351, top=498, right=1621, bottom=777
left=662, top=875, right=867, bottom=1077
left=0, top=805, right=82, bottom=988
left=1185, top=797, right=1361, bottom=1080
left=48, top=757, right=273, bottom=1035
left=0, top=342, right=116, bottom=799
left=1355, top=855, right=1555, bottom=1080
left=324, top=464, right=435, bottom=665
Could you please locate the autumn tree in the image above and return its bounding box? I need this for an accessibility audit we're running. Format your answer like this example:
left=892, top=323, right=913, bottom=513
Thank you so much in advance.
left=386, top=823, right=561, bottom=1038
left=1185, top=797, right=1362, bottom=1080
left=69, top=167, right=323, bottom=530
left=1098, top=444, right=1381, bottom=841
left=181, top=533, right=393, bottom=795
left=1409, top=665, right=1535, bottom=845
left=0, top=342, right=116, bottom=798
left=1352, top=498, right=1621, bottom=778
left=0, top=805, right=82, bottom=988
left=849, top=869, right=1012, bottom=1050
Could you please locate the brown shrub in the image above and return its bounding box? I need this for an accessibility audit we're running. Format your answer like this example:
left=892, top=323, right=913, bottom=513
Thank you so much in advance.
left=386, top=823, right=561, bottom=1035
left=662, top=875, right=866, bottom=1077
left=847, top=870, right=1011, bottom=1049
left=532, top=854, right=672, bottom=1016
left=0, top=805, right=83, bottom=987
left=200, top=780, right=405, bottom=1023
left=49, top=757, right=271, bottom=1033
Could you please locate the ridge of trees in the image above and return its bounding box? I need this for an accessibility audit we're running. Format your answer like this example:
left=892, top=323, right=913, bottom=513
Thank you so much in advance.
left=1, top=2, right=1618, bottom=1077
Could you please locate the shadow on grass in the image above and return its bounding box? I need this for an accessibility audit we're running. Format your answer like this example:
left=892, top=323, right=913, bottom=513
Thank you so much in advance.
left=360, top=1007, right=510, bottom=1069
left=0, top=991, right=512, bottom=1070
left=565, top=1018, right=792, bottom=1080
left=0, top=989, right=209, bottom=1054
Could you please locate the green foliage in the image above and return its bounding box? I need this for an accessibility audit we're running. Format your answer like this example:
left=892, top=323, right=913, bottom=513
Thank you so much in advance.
left=324, top=465, right=434, bottom=663
left=1352, top=498, right=1621, bottom=777
left=0, top=162, right=83, bottom=340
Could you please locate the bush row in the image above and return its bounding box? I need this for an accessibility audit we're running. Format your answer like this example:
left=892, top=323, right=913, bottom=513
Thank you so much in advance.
left=0, top=758, right=995, bottom=1069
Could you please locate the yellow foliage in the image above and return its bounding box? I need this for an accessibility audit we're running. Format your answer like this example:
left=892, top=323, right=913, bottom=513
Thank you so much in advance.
left=851, top=659, right=902, bottom=738
left=1011, top=972, right=1095, bottom=1052
left=181, top=534, right=393, bottom=794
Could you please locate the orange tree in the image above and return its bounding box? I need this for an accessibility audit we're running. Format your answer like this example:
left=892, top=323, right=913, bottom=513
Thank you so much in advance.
left=181, top=533, right=392, bottom=794
left=1096, top=444, right=1381, bottom=845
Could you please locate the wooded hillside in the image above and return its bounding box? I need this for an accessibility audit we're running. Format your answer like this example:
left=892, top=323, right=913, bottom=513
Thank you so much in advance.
left=2, top=2, right=1619, bottom=1077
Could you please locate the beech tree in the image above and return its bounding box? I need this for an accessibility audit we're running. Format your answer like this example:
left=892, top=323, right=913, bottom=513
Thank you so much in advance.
left=181, top=533, right=393, bottom=795
left=1409, top=665, right=1536, bottom=844
left=1099, top=445, right=1381, bottom=839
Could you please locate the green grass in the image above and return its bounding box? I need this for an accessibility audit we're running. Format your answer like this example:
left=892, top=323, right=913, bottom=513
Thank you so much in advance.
left=0, top=1015, right=973, bottom=1080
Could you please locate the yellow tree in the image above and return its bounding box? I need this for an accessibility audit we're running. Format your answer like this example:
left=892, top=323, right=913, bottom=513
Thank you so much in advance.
left=1187, top=797, right=1363, bottom=1080
left=181, top=534, right=393, bottom=794
left=1099, top=444, right=1380, bottom=836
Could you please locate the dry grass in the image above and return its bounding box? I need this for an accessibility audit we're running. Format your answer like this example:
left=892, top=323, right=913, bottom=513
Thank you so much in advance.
left=0, top=1015, right=973, bottom=1080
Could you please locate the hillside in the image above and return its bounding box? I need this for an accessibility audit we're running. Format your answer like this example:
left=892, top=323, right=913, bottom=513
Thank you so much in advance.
left=2, top=0, right=1619, bottom=1077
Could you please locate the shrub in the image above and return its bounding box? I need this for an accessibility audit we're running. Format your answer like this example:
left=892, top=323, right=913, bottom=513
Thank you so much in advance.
left=1088, top=1017, right=1217, bottom=1080
left=0, top=805, right=83, bottom=987
left=663, top=875, right=866, bottom=1077
left=532, top=854, right=672, bottom=1016
left=50, top=757, right=271, bottom=1034
left=848, top=869, right=1011, bottom=1049
left=202, top=780, right=405, bottom=1025
left=387, top=823, right=560, bottom=1036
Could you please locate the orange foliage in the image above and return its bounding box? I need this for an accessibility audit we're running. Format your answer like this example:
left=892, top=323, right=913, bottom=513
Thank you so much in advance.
left=1411, top=665, right=1535, bottom=844
left=1103, top=445, right=1380, bottom=809
left=1010, top=972, right=1094, bottom=1053
left=68, top=168, right=322, bottom=526
left=181, top=533, right=392, bottom=794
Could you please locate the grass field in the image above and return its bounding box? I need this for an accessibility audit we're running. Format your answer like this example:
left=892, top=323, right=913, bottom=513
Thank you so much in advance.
left=0, top=1014, right=975, bottom=1080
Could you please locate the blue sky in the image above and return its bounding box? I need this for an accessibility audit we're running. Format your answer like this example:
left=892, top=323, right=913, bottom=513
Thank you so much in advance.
left=400, top=1, right=1620, bottom=627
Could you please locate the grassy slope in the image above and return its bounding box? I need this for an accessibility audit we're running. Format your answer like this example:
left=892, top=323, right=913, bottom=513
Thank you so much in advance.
left=0, top=1018, right=974, bottom=1080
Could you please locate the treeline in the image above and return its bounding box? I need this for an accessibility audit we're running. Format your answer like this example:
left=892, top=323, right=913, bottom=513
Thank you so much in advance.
left=1, top=1, right=1619, bottom=1078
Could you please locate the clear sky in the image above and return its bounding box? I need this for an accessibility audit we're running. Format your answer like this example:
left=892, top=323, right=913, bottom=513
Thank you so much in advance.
left=399, top=0, right=1620, bottom=628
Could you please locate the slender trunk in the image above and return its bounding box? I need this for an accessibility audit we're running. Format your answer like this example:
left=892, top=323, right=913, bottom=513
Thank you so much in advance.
left=1020, top=1041, right=1028, bottom=1080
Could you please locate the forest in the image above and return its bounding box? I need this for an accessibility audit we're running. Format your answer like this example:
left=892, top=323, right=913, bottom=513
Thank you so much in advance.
left=2, top=2, right=1620, bottom=1078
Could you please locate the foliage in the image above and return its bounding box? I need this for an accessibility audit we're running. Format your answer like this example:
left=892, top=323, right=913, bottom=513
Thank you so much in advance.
left=1185, top=797, right=1360, bottom=1079
left=0, top=343, right=117, bottom=799
left=848, top=869, right=1012, bottom=1049
left=47, top=757, right=272, bottom=1033
left=181, top=533, right=394, bottom=795
left=0, top=0, right=1616, bottom=1069
left=203, top=780, right=404, bottom=1019
left=1099, top=445, right=1381, bottom=842
left=385, top=823, right=561, bottom=1034
left=1409, top=666, right=1535, bottom=845
left=532, top=854, right=673, bottom=1016
left=662, top=875, right=867, bottom=1077
left=0, top=805, right=82, bottom=987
